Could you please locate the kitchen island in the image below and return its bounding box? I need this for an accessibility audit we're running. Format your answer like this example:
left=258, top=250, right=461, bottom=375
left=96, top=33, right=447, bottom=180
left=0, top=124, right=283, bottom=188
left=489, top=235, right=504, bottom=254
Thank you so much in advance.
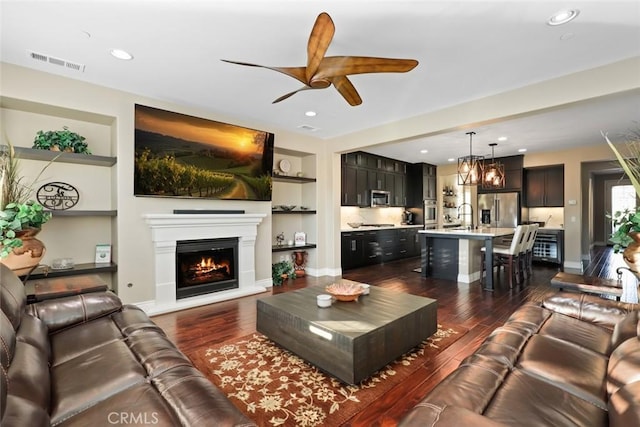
left=418, top=227, right=515, bottom=291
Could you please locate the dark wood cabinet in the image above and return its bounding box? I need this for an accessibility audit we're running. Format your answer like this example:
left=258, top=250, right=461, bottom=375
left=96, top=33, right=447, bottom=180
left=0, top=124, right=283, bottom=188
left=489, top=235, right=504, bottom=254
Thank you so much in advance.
left=397, top=228, right=420, bottom=258
left=407, top=163, right=437, bottom=204
left=341, top=165, right=358, bottom=206
left=341, top=164, right=369, bottom=207
left=524, top=165, right=564, bottom=207
left=341, top=231, right=364, bottom=270
left=392, top=173, right=406, bottom=206
left=341, top=230, right=382, bottom=269
left=423, top=164, right=437, bottom=200
left=341, top=151, right=409, bottom=207
left=341, top=228, right=421, bottom=270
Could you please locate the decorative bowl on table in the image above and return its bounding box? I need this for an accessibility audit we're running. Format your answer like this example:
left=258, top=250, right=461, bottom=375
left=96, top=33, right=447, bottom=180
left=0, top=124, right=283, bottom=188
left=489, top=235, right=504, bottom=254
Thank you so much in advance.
left=347, top=222, right=363, bottom=228
left=278, top=205, right=296, bottom=211
left=325, top=282, right=366, bottom=301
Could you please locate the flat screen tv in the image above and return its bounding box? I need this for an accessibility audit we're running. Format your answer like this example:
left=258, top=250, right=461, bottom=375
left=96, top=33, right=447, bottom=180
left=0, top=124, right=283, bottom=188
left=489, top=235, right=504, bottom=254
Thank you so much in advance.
left=134, top=104, right=274, bottom=201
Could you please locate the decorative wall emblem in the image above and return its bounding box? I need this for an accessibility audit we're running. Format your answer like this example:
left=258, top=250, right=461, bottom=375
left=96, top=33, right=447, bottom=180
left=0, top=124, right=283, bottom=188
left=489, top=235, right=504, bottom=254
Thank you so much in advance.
left=36, top=182, right=80, bottom=210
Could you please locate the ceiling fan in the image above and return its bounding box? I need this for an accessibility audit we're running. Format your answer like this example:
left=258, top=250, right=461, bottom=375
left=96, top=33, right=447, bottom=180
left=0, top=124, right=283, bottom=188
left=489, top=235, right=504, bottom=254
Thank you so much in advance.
left=221, top=12, right=419, bottom=106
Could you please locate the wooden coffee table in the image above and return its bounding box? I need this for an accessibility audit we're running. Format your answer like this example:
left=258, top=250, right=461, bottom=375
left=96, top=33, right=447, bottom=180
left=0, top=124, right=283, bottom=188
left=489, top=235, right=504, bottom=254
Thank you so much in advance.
left=256, top=280, right=437, bottom=384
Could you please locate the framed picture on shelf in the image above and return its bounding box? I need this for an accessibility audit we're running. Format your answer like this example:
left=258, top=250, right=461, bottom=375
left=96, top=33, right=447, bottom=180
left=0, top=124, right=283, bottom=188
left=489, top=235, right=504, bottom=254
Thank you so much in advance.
left=294, top=231, right=306, bottom=246
left=95, top=244, right=112, bottom=264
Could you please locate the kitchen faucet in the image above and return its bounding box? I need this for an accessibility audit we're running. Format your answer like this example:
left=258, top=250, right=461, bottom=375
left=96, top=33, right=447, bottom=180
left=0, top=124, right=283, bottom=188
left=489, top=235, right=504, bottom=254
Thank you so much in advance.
left=458, top=203, right=474, bottom=230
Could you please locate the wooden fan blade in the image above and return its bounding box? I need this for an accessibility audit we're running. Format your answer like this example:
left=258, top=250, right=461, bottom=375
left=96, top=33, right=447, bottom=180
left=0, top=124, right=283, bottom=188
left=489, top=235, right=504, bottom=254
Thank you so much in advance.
left=272, top=86, right=312, bottom=104
left=306, top=12, right=335, bottom=82
left=330, top=76, right=362, bottom=106
left=314, top=56, right=418, bottom=79
left=221, top=59, right=308, bottom=84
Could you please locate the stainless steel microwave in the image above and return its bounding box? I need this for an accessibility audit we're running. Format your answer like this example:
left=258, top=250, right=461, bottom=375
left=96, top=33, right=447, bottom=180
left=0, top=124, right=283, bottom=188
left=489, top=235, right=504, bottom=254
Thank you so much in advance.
left=371, top=190, right=391, bottom=207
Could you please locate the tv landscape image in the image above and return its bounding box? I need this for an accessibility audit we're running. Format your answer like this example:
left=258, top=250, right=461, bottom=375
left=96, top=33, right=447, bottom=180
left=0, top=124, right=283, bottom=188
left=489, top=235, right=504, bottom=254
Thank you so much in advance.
left=134, top=104, right=274, bottom=201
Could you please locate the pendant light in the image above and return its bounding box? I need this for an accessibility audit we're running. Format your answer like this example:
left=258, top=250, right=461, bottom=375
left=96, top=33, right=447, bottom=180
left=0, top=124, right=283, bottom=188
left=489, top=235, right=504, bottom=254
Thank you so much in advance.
left=458, top=131, right=484, bottom=186
left=482, top=143, right=505, bottom=189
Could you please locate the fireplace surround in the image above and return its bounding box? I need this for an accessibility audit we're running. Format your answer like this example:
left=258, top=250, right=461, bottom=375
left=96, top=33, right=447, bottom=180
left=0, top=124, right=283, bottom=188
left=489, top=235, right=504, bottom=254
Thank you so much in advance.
left=143, top=213, right=266, bottom=315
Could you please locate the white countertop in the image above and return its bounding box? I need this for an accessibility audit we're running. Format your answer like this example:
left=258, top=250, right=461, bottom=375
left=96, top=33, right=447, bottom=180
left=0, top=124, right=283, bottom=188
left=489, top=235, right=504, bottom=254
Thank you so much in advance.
left=419, top=227, right=515, bottom=237
left=341, top=224, right=423, bottom=232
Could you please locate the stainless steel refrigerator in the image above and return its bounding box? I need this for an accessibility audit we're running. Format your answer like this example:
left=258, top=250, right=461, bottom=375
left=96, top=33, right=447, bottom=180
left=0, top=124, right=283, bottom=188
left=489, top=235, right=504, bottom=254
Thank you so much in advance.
left=477, top=192, right=520, bottom=228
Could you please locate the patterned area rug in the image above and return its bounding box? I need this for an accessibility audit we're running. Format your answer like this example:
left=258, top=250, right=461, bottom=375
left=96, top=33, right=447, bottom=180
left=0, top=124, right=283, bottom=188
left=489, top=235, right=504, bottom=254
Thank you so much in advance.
left=195, top=324, right=466, bottom=427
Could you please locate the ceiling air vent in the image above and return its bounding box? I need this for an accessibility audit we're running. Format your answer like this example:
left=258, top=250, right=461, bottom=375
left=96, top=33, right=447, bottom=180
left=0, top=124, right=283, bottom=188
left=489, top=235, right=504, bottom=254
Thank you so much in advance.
left=27, top=50, right=85, bottom=72
left=298, top=124, right=319, bottom=132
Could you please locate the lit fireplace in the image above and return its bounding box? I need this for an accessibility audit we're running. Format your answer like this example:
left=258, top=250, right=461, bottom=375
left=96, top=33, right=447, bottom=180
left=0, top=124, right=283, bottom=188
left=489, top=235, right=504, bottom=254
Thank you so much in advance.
left=175, top=238, right=238, bottom=299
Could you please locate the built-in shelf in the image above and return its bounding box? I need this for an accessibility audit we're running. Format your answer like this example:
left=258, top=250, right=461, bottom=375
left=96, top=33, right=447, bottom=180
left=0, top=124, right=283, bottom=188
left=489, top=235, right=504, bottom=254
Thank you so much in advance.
left=272, top=210, right=317, bottom=215
left=7, top=146, right=117, bottom=167
left=272, top=243, right=317, bottom=252
left=23, top=262, right=118, bottom=280
left=272, top=175, right=316, bottom=183
left=48, top=210, right=117, bottom=217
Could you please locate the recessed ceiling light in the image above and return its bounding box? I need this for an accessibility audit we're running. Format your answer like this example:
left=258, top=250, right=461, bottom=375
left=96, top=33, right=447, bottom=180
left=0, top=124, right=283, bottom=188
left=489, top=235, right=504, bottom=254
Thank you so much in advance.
left=305, top=111, right=316, bottom=117
left=518, top=148, right=527, bottom=153
left=110, top=48, right=133, bottom=60
left=420, top=149, right=428, bottom=154
left=547, top=9, right=579, bottom=26
left=498, top=136, right=508, bottom=142
left=447, top=158, right=455, bottom=162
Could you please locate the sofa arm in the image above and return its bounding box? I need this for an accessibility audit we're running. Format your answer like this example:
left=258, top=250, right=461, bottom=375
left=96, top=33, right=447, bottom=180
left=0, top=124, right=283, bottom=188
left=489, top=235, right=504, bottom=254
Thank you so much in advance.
left=542, top=292, right=639, bottom=329
left=26, top=291, right=122, bottom=333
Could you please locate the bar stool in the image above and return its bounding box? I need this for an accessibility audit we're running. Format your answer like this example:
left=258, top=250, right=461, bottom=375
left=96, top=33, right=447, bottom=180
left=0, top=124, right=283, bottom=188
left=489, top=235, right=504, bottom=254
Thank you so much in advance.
left=522, top=224, right=539, bottom=278
left=481, top=225, right=528, bottom=288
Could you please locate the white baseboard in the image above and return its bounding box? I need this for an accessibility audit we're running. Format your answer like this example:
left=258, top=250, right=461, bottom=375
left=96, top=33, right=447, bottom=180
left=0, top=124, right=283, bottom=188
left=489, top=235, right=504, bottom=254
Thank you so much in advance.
left=136, top=285, right=268, bottom=316
left=564, top=260, right=583, bottom=272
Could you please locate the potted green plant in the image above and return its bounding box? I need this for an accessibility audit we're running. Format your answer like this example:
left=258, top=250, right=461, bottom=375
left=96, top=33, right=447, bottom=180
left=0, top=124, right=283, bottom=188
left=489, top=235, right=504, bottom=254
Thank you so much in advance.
left=1, top=142, right=53, bottom=273
left=272, top=260, right=296, bottom=286
left=0, top=201, right=51, bottom=258
left=604, top=128, right=640, bottom=278
left=33, top=126, right=91, bottom=154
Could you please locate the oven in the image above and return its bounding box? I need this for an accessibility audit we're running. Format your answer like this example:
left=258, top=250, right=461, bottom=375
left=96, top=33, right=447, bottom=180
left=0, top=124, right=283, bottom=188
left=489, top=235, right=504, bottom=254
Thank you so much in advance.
left=424, top=199, right=437, bottom=225
left=532, top=229, right=564, bottom=266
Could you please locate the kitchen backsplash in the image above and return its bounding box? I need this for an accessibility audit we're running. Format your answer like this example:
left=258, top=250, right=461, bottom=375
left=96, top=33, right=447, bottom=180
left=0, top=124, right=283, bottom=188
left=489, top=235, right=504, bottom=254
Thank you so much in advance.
left=524, top=207, right=565, bottom=228
left=341, top=207, right=407, bottom=228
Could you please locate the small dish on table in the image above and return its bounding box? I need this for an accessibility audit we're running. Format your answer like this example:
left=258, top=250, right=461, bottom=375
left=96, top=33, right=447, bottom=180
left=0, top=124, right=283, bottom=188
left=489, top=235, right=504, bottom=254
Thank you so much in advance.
left=325, top=282, right=366, bottom=301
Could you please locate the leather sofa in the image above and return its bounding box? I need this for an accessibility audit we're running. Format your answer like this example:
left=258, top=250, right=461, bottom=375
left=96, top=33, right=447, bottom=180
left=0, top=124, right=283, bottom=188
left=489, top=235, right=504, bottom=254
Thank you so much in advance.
left=0, top=264, right=255, bottom=426
left=400, top=292, right=640, bottom=426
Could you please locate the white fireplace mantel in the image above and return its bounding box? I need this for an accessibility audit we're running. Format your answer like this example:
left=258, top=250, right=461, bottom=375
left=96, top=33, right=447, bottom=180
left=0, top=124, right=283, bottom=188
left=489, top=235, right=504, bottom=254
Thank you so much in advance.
left=140, top=213, right=267, bottom=315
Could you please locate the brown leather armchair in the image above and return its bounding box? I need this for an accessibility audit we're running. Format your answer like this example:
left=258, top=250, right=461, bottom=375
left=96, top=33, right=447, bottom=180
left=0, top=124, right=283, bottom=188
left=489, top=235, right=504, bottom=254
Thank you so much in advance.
left=0, top=264, right=255, bottom=426
left=400, top=292, right=640, bottom=427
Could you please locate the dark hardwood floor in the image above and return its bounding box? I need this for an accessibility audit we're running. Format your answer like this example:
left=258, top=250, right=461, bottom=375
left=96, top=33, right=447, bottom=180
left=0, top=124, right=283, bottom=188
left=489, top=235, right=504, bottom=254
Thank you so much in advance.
left=151, top=246, right=621, bottom=426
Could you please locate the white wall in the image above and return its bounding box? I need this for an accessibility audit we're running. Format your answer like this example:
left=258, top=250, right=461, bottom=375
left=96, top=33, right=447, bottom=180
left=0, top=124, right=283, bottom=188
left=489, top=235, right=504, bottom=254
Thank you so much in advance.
left=1, top=62, right=325, bottom=304
left=2, top=56, right=638, bottom=299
